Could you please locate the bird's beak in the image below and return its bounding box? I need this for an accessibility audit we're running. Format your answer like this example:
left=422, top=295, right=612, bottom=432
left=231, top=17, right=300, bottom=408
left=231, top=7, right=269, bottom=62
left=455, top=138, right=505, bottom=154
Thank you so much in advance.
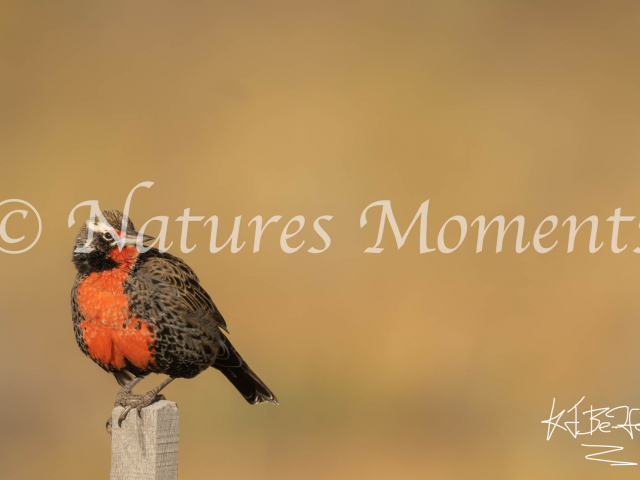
left=123, top=230, right=155, bottom=247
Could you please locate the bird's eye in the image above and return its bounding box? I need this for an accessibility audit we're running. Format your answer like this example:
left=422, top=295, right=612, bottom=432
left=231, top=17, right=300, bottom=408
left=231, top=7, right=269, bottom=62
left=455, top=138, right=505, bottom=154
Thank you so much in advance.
left=105, top=231, right=115, bottom=240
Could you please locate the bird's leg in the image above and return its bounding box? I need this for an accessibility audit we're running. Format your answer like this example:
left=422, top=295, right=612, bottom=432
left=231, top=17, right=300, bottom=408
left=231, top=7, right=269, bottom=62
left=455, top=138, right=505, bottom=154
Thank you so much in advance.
left=113, top=376, right=144, bottom=407
left=106, top=376, right=144, bottom=433
left=117, top=377, right=176, bottom=427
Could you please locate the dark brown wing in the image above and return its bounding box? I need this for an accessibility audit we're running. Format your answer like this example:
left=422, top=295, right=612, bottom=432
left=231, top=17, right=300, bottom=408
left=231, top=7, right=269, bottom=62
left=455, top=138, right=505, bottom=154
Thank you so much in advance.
left=136, top=248, right=228, bottom=332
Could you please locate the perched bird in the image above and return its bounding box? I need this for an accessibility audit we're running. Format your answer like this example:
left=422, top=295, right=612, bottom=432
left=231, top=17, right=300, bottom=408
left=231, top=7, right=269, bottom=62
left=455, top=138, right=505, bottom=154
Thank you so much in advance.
left=71, top=210, right=277, bottom=429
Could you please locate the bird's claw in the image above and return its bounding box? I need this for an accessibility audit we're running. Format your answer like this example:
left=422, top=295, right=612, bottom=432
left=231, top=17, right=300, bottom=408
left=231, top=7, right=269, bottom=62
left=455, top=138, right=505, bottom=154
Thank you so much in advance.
left=117, top=405, right=134, bottom=427
left=106, top=387, right=140, bottom=434
left=116, top=392, right=166, bottom=427
left=114, top=388, right=142, bottom=407
left=105, top=378, right=172, bottom=434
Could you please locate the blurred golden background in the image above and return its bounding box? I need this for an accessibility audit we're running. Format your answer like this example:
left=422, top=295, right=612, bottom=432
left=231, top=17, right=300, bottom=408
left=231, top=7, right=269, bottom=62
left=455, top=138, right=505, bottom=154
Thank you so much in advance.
left=2, top=1, right=640, bottom=478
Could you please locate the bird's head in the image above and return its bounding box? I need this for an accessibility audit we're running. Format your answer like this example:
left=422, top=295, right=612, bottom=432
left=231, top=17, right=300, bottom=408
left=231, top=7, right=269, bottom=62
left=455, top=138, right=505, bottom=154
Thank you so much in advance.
left=72, top=209, right=154, bottom=274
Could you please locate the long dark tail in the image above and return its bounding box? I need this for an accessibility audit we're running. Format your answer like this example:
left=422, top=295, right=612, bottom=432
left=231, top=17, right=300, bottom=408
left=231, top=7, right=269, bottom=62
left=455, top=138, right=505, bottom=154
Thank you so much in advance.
left=212, top=334, right=278, bottom=405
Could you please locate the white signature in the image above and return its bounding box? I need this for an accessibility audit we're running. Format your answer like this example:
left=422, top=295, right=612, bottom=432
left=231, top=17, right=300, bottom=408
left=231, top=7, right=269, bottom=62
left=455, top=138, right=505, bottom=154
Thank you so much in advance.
left=543, top=397, right=640, bottom=466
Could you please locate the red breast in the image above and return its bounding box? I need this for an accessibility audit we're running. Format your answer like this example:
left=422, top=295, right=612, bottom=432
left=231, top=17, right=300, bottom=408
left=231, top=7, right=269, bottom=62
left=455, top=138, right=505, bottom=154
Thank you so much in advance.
left=77, top=246, right=155, bottom=371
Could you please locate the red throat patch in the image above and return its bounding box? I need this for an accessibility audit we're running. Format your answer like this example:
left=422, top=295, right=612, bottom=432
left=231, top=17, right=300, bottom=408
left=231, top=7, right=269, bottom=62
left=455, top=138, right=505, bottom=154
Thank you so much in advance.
left=77, top=246, right=155, bottom=371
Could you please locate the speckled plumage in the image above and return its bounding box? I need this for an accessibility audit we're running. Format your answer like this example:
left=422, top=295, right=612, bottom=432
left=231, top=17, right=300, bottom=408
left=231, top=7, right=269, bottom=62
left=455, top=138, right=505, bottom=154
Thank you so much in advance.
left=71, top=210, right=277, bottom=405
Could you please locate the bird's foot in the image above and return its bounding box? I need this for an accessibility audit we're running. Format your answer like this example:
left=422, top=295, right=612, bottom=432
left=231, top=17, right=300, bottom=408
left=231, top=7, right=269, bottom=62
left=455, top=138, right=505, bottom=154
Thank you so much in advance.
left=114, top=388, right=143, bottom=407
left=106, top=386, right=138, bottom=433
left=115, top=390, right=166, bottom=428
left=105, top=388, right=165, bottom=433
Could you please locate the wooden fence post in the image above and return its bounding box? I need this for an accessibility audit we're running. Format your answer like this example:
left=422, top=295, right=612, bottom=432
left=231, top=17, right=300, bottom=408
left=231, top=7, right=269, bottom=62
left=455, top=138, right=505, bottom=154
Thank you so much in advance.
left=110, top=400, right=179, bottom=480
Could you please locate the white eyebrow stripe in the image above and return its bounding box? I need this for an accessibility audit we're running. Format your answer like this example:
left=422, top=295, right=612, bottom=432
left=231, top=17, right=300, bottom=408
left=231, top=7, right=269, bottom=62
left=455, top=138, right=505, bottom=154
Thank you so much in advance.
left=87, top=219, right=112, bottom=234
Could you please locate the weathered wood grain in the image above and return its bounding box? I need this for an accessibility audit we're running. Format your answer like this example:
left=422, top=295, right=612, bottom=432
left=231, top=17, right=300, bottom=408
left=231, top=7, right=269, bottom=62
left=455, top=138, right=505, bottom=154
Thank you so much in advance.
left=110, top=400, right=179, bottom=480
